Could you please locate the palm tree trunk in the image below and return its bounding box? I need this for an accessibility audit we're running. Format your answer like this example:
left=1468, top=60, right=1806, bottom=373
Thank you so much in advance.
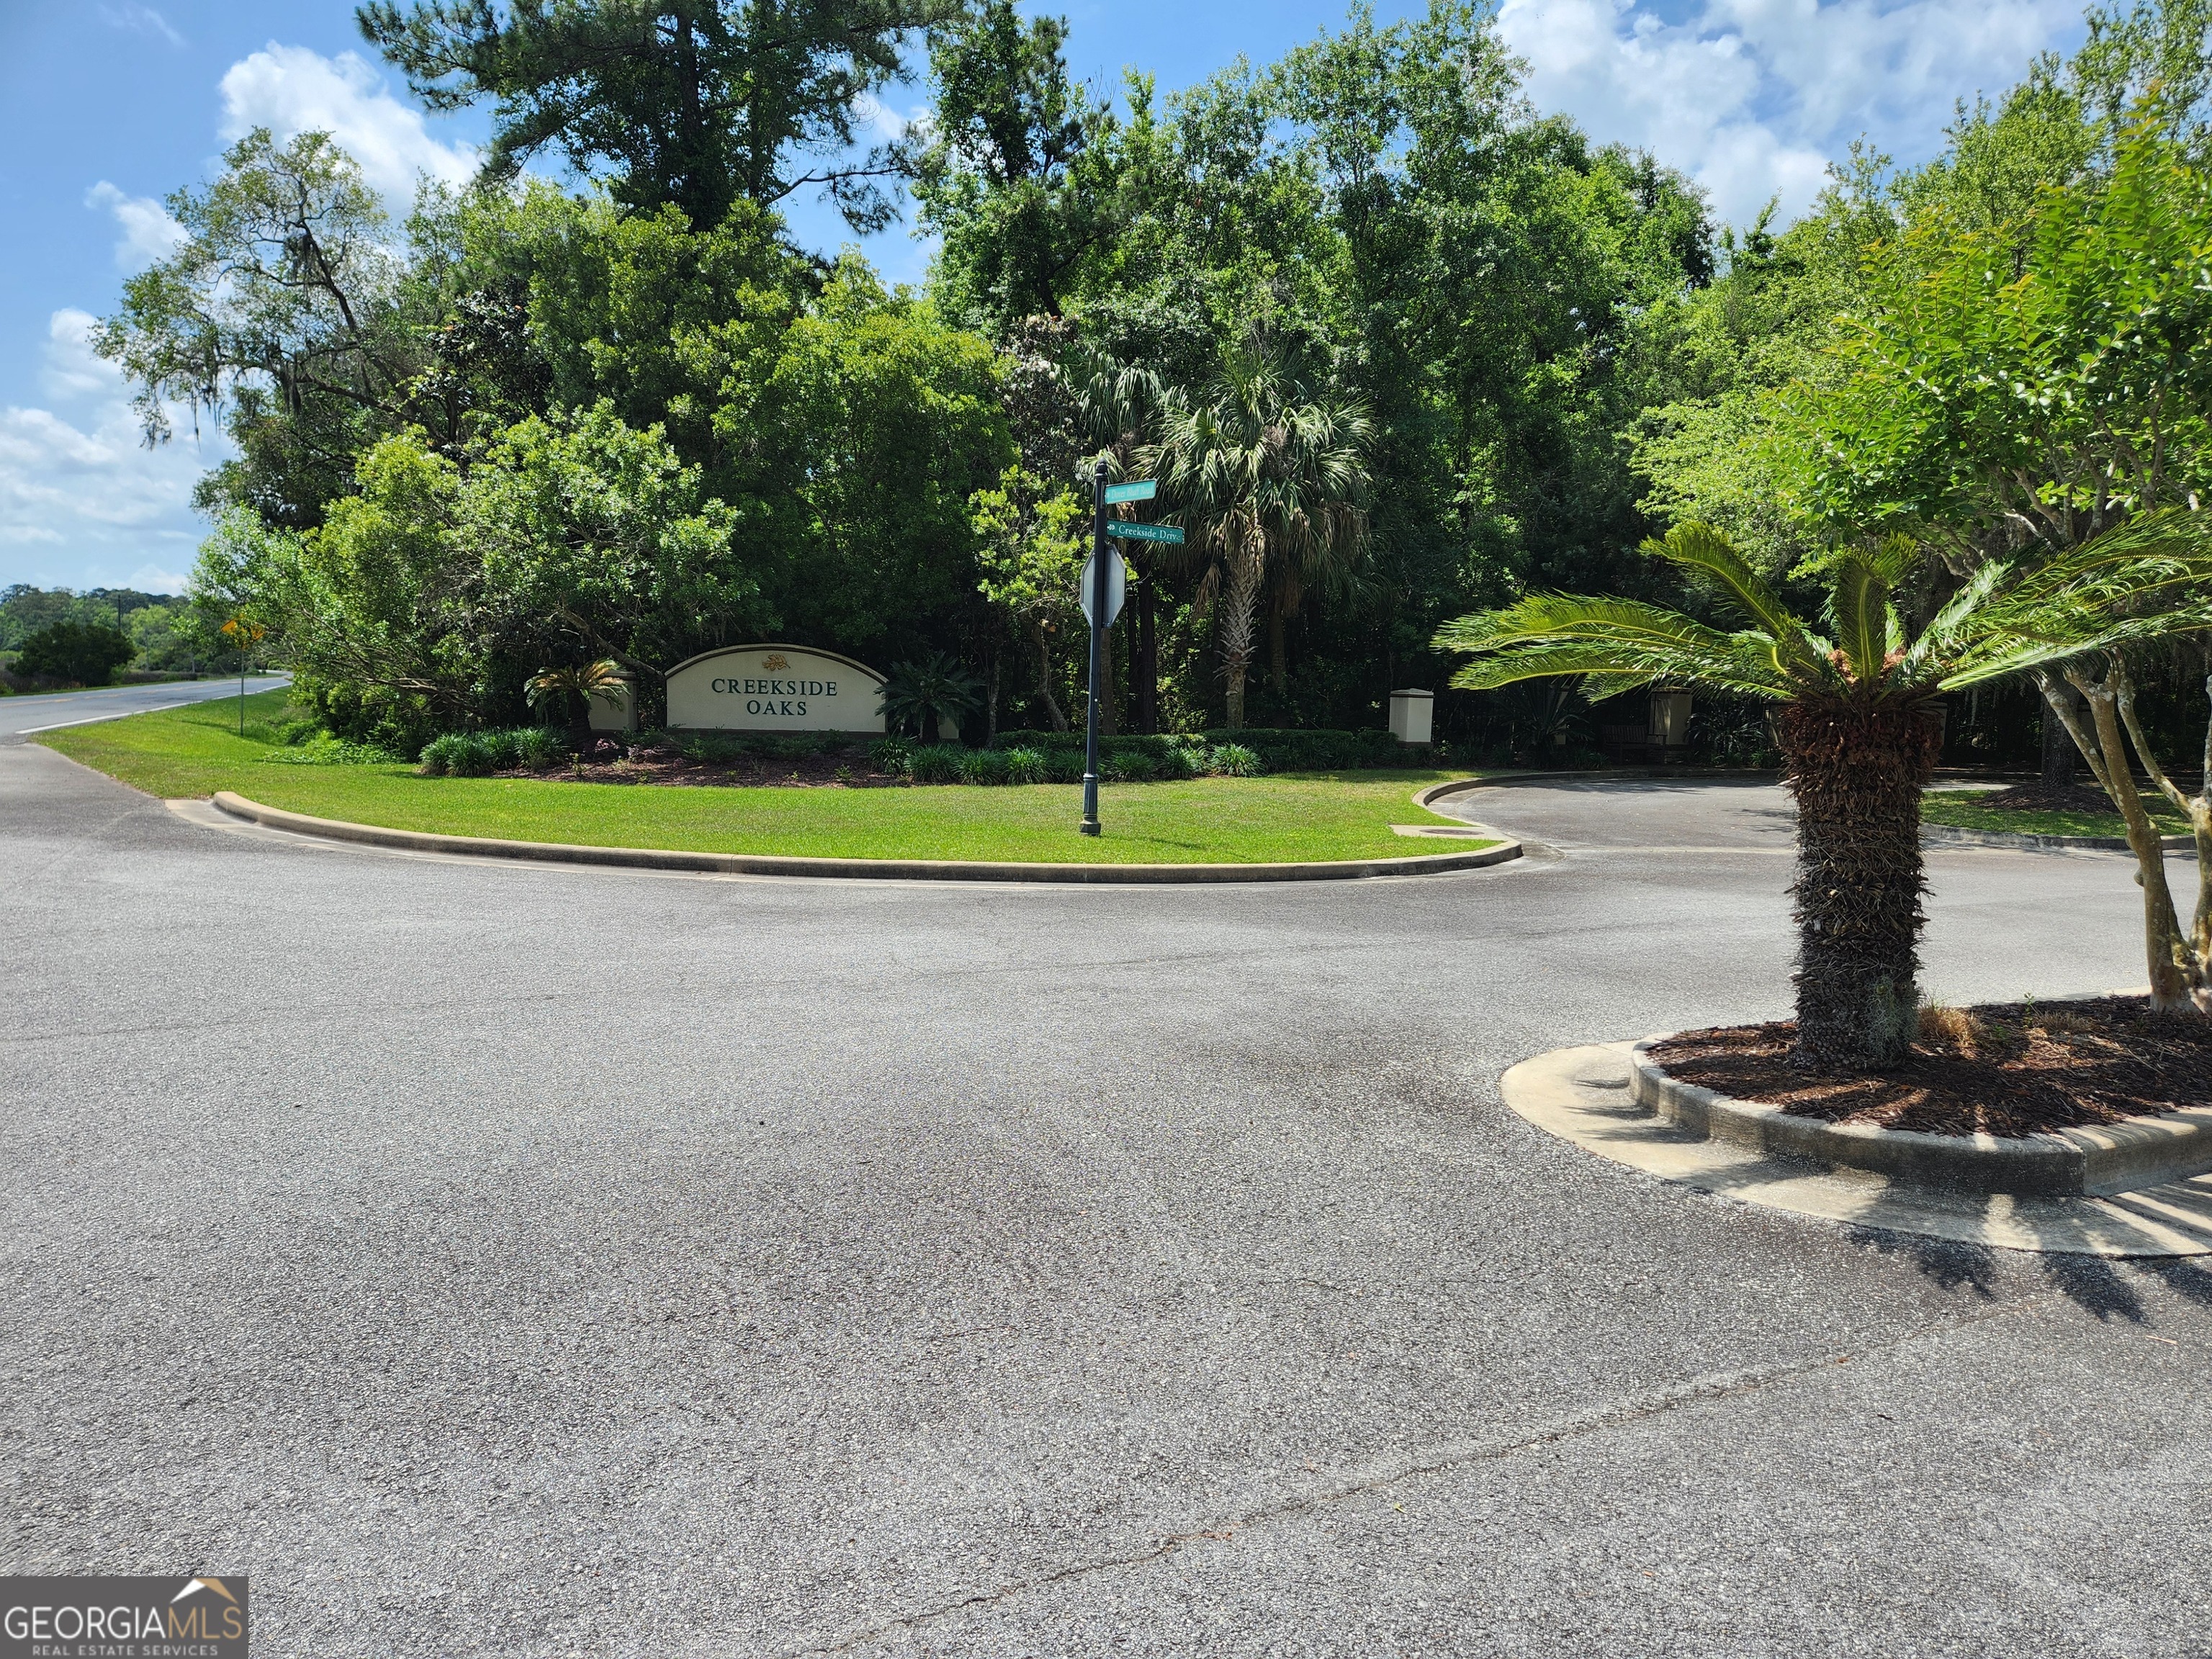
left=1219, top=552, right=1262, bottom=731
left=1777, top=698, right=1942, bottom=1071
left=1136, top=562, right=1158, bottom=734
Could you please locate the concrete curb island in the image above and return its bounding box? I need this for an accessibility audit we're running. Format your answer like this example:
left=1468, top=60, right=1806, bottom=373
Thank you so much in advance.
left=207, top=790, right=1524, bottom=885
left=1919, top=820, right=2195, bottom=853
left=1497, top=1040, right=2212, bottom=1257
left=1629, top=1036, right=2212, bottom=1197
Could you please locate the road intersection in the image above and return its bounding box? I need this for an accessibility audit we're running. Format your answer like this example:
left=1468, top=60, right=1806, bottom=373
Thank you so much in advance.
left=2, top=743, right=2201, bottom=1656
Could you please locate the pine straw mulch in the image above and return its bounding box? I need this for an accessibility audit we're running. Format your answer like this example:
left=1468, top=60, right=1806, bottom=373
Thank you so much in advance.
left=503, top=739, right=905, bottom=789
left=1648, top=997, right=2212, bottom=1138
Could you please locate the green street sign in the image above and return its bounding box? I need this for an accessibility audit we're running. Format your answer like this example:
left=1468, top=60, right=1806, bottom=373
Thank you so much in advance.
left=1108, top=521, right=1184, bottom=544
left=1102, top=479, right=1158, bottom=504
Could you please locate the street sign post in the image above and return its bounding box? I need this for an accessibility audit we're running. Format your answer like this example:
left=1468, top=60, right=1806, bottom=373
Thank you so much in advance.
left=1081, top=471, right=1179, bottom=837
left=1079, top=547, right=1125, bottom=627
left=1080, top=461, right=1110, bottom=835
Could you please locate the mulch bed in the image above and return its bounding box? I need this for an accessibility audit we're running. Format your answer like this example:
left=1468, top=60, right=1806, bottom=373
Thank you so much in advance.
left=1649, top=996, right=2212, bottom=1138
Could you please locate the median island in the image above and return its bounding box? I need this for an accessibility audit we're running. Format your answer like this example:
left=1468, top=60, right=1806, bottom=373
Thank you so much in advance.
left=42, top=691, right=1496, bottom=868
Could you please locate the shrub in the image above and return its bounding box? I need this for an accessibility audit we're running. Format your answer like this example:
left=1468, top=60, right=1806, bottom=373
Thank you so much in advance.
left=14, top=621, right=135, bottom=686
left=1210, top=742, right=1263, bottom=778
left=1044, top=747, right=1087, bottom=784
left=869, top=736, right=914, bottom=775
left=418, top=732, right=464, bottom=776
left=1002, top=746, right=1047, bottom=784
left=418, top=729, right=532, bottom=776
left=1153, top=744, right=1197, bottom=781
left=680, top=732, right=749, bottom=764
left=958, top=747, right=1011, bottom=785
left=1195, top=727, right=1411, bottom=772
left=907, top=743, right=966, bottom=784
left=1107, top=750, right=1159, bottom=783
left=515, top=727, right=569, bottom=769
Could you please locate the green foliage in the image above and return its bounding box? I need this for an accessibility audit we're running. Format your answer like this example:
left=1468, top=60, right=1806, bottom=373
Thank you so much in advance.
left=96, top=128, right=424, bottom=529
left=1002, top=745, right=1047, bottom=783
left=1208, top=742, right=1262, bottom=778
left=878, top=650, right=986, bottom=744
left=867, top=735, right=914, bottom=773
left=417, top=727, right=562, bottom=776
left=906, top=743, right=967, bottom=784
left=910, top=0, right=1119, bottom=331
left=956, top=746, right=1012, bottom=785
left=745, top=263, right=1012, bottom=652
left=1779, top=115, right=2212, bottom=557
left=13, top=621, right=136, bottom=686
left=1146, top=328, right=1373, bottom=728
left=1437, top=517, right=2212, bottom=705
left=358, top=0, right=938, bottom=230
left=1, top=586, right=189, bottom=670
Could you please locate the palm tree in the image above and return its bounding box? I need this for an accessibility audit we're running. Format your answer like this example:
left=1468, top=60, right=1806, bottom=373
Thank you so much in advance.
left=524, top=658, right=628, bottom=724
left=1146, top=333, right=1372, bottom=729
left=879, top=652, right=985, bottom=746
left=1434, top=519, right=2212, bottom=1070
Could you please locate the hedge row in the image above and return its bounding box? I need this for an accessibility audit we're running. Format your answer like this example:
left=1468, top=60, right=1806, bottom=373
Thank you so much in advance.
left=987, top=727, right=1426, bottom=771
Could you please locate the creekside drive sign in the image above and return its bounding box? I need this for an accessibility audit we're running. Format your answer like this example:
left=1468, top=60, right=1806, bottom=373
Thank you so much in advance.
left=665, top=644, right=887, bottom=734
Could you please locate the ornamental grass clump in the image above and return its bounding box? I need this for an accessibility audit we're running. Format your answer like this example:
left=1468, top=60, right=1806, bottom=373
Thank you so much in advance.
left=907, top=744, right=966, bottom=785
left=957, top=747, right=1011, bottom=786
left=1207, top=742, right=1262, bottom=778
left=1437, top=517, right=2212, bottom=1070
left=1002, top=746, right=1048, bottom=784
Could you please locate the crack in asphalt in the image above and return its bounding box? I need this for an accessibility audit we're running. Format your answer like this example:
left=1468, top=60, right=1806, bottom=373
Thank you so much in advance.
left=782, top=1293, right=2047, bottom=1656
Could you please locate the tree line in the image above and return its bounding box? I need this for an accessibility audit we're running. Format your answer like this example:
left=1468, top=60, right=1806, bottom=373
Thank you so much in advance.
left=89, top=0, right=2212, bottom=765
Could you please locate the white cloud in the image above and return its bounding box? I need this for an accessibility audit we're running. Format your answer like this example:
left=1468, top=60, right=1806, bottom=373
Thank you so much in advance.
left=0, top=312, right=217, bottom=590
left=218, top=42, right=478, bottom=209
left=100, top=4, right=184, bottom=48
left=85, top=182, right=187, bottom=270
left=1497, top=0, right=2082, bottom=229
left=126, top=564, right=191, bottom=595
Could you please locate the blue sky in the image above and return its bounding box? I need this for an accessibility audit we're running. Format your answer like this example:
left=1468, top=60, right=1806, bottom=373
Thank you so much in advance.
left=0, top=0, right=2087, bottom=595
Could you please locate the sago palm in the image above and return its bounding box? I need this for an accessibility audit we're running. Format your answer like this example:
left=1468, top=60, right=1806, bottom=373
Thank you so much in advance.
left=1146, top=334, right=1372, bottom=729
left=1435, top=518, right=2212, bottom=1070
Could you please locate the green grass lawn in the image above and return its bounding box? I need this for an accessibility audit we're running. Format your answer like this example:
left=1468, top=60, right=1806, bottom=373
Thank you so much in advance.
left=1922, top=787, right=2190, bottom=839
left=41, top=690, right=1491, bottom=865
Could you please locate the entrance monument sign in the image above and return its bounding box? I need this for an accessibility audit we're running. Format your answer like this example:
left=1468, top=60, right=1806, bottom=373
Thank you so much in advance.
left=665, top=644, right=887, bottom=734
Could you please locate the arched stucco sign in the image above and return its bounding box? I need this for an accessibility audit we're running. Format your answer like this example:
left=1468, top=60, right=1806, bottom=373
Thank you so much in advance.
left=664, top=644, right=886, bottom=733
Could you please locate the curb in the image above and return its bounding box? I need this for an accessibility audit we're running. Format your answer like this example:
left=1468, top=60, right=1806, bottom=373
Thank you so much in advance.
left=1629, top=1037, right=2212, bottom=1197
left=1920, top=820, right=2195, bottom=853
left=1414, top=768, right=1779, bottom=811
left=1496, top=1043, right=2212, bottom=1257
left=207, top=791, right=1524, bottom=885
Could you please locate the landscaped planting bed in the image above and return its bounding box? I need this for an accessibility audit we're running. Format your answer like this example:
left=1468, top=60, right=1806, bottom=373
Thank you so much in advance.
left=1650, top=996, right=2212, bottom=1138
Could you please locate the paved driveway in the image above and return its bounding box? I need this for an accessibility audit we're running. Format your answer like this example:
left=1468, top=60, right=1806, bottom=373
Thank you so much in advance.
left=3, top=745, right=2205, bottom=1657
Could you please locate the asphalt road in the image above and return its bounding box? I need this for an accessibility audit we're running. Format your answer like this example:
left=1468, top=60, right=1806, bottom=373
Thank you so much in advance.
left=0, top=674, right=291, bottom=739
left=4, top=745, right=2207, bottom=1658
